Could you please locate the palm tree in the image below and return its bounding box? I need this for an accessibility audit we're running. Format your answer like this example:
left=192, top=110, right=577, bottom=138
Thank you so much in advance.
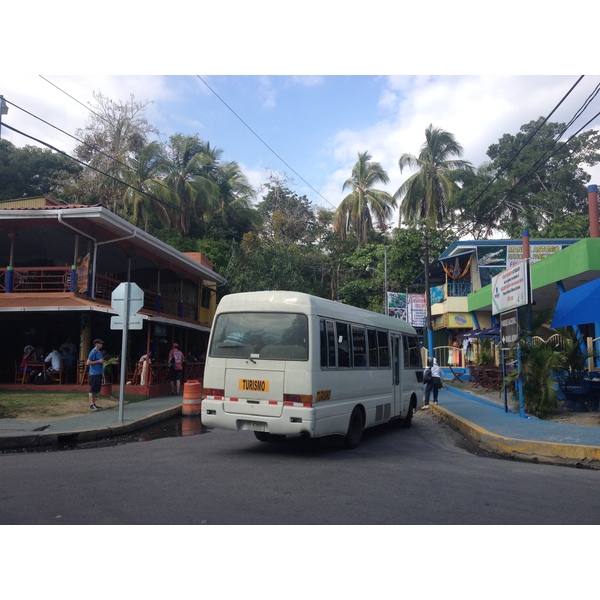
left=395, top=124, right=473, bottom=228
left=335, top=151, right=396, bottom=246
left=207, top=161, right=261, bottom=237
left=155, top=134, right=221, bottom=236
left=395, top=125, right=473, bottom=357
left=121, top=141, right=168, bottom=231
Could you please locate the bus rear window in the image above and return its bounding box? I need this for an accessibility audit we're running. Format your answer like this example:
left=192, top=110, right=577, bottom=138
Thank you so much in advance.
left=209, top=312, right=308, bottom=360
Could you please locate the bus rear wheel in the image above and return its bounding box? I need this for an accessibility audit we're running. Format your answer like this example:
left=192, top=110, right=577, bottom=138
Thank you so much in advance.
left=254, top=432, right=286, bottom=443
left=401, top=398, right=416, bottom=428
left=344, top=407, right=364, bottom=449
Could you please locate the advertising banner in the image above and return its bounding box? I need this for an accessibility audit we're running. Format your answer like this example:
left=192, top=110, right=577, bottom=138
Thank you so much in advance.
left=387, top=292, right=427, bottom=328
left=492, top=260, right=531, bottom=315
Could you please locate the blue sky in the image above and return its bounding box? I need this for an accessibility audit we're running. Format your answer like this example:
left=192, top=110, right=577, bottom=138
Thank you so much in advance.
left=3, top=74, right=600, bottom=223
left=3, top=5, right=600, bottom=228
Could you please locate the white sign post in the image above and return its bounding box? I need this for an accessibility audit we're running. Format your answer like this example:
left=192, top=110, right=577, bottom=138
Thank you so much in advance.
left=491, top=260, right=531, bottom=315
left=111, top=282, right=144, bottom=422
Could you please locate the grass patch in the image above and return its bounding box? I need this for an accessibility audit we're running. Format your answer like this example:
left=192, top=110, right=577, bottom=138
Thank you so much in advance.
left=0, top=390, right=148, bottom=420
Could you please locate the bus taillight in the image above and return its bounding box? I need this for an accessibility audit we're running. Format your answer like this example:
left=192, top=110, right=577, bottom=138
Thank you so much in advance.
left=204, top=388, right=224, bottom=398
left=283, top=393, right=313, bottom=407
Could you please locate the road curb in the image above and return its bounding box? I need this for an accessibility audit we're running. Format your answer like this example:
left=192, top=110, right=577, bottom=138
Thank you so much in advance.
left=0, top=406, right=182, bottom=450
left=432, top=404, right=600, bottom=467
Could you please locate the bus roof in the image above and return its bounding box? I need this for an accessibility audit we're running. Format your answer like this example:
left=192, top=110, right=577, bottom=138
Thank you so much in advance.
left=215, top=291, right=417, bottom=334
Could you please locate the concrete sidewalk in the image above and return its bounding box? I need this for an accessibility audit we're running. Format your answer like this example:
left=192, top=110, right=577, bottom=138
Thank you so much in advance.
left=432, top=385, right=600, bottom=467
left=1, top=387, right=600, bottom=467
left=0, top=395, right=183, bottom=450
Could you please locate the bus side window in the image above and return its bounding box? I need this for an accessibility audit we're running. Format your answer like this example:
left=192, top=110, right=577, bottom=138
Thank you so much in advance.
left=351, top=325, right=367, bottom=368
left=325, top=321, right=336, bottom=368
left=377, top=330, right=390, bottom=367
left=407, top=335, right=421, bottom=367
left=320, top=320, right=328, bottom=368
left=337, top=322, right=350, bottom=368
left=403, top=334, right=410, bottom=367
left=367, top=328, right=378, bottom=367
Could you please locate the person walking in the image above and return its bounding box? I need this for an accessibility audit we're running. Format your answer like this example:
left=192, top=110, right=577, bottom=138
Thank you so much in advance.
left=168, top=342, right=185, bottom=396
left=86, top=338, right=105, bottom=410
left=422, top=356, right=443, bottom=409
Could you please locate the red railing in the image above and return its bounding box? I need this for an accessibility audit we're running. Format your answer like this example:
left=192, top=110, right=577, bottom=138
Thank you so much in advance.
left=0, top=267, right=198, bottom=322
left=10, top=267, right=72, bottom=292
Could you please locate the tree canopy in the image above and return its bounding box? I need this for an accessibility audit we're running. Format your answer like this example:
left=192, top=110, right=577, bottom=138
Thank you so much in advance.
left=1, top=90, right=599, bottom=311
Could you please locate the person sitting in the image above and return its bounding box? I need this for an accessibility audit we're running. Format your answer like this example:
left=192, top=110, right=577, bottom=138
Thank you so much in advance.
left=61, top=347, right=77, bottom=382
left=45, top=347, right=62, bottom=372
left=19, top=345, right=36, bottom=381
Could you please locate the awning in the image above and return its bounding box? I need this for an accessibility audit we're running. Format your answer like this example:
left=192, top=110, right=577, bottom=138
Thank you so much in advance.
left=551, top=278, right=600, bottom=328
left=0, top=293, right=210, bottom=333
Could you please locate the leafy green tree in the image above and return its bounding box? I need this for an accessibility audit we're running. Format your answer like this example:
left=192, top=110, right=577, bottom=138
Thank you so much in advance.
left=0, top=140, right=83, bottom=201
left=335, top=151, right=397, bottom=246
left=396, top=124, right=473, bottom=228
left=451, top=118, right=600, bottom=238
left=257, top=173, right=321, bottom=246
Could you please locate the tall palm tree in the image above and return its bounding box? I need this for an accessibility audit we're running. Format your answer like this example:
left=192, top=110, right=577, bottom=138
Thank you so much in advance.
left=335, top=151, right=396, bottom=246
left=155, top=134, right=221, bottom=236
left=395, top=125, right=472, bottom=357
left=121, top=141, right=168, bottom=230
left=395, top=124, right=473, bottom=228
left=207, top=161, right=261, bottom=237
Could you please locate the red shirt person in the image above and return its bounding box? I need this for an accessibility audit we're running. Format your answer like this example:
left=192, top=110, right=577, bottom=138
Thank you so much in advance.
left=168, top=343, right=185, bottom=396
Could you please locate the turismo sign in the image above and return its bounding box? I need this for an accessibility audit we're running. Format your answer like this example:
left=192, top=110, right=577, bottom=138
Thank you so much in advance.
left=491, top=260, right=531, bottom=315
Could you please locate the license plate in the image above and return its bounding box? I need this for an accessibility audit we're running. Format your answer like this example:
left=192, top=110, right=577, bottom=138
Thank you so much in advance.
left=239, top=379, right=269, bottom=392
left=240, top=421, right=266, bottom=432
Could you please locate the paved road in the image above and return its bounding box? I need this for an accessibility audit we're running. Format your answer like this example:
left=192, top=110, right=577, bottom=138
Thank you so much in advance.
left=1, top=411, right=599, bottom=524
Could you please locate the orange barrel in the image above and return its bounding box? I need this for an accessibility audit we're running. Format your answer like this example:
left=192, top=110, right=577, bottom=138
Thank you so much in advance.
left=182, top=380, right=203, bottom=416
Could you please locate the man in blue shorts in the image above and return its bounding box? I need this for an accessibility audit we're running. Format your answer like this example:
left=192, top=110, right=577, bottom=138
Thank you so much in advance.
left=86, top=338, right=105, bottom=410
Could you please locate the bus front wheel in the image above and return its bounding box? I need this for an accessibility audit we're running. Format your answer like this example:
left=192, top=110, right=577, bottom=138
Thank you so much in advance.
left=345, top=407, right=364, bottom=449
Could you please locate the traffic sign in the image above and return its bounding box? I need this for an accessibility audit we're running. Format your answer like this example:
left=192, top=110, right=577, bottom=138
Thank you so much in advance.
left=111, top=282, right=144, bottom=316
left=500, top=309, right=519, bottom=349
left=110, top=315, right=143, bottom=330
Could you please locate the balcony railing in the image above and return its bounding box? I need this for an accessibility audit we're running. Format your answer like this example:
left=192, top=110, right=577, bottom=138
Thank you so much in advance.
left=0, top=267, right=199, bottom=322
left=447, top=282, right=472, bottom=297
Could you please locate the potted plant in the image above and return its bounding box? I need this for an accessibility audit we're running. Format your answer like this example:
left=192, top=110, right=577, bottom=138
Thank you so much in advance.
left=101, top=356, right=120, bottom=396
left=553, top=329, right=598, bottom=412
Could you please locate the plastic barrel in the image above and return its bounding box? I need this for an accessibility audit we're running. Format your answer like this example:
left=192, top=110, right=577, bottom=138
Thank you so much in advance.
left=182, top=380, right=203, bottom=416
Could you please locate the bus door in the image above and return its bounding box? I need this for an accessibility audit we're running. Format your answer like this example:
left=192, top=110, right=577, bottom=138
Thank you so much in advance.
left=391, top=334, right=402, bottom=416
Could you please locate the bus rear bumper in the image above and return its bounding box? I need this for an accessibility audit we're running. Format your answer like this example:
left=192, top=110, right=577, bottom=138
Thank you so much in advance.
left=202, top=400, right=315, bottom=437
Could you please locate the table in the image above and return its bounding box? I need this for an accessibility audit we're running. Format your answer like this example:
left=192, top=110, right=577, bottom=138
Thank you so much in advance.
left=21, top=362, right=46, bottom=384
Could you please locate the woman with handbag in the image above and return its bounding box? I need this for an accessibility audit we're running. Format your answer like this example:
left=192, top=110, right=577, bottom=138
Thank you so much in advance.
left=422, top=356, right=443, bottom=409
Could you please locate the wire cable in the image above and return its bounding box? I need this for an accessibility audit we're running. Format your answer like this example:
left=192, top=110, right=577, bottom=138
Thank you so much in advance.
left=196, top=75, right=337, bottom=210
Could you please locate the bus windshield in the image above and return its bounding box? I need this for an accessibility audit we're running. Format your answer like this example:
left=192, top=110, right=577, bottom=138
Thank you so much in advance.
left=209, top=312, right=308, bottom=360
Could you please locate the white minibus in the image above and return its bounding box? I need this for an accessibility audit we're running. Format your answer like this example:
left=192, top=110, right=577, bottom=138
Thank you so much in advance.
left=201, top=291, right=423, bottom=448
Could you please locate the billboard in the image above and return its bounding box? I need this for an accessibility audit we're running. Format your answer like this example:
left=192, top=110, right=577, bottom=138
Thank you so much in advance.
left=387, top=292, right=427, bottom=328
left=492, top=260, right=531, bottom=315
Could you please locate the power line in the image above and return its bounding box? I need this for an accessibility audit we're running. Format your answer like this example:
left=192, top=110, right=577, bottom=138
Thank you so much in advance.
left=443, top=75, right=593, bottom=235
left=3, top=92, right=252, bottom=244
left=196, top=75, right=337, bottom=210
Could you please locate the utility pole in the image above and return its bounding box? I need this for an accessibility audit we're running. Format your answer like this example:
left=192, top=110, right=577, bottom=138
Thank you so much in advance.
left=424, top=230, right=433, bottom=357
left=0, top=95, right=8, bottom=140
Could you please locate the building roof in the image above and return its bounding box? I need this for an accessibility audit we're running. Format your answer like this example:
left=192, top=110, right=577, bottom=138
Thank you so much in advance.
left=0, top=203, right=226, bottom=285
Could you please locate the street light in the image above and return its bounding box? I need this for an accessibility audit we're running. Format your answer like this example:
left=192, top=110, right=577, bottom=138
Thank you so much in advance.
left=0, top=95, right=8, bottom=140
